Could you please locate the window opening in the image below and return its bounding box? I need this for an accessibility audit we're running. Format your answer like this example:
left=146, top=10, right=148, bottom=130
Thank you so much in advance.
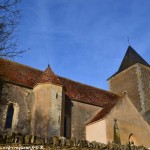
left=5, top=104, right=14, bottom=128
left=56, top=93, right=58, bottom=99
left=149, top=77, right=150, bottom=88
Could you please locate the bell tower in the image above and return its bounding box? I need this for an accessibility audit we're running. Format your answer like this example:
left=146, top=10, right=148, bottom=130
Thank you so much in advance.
left=108, top=46, right=150, bottom=114
left=31, top=65, right=65, bottom=137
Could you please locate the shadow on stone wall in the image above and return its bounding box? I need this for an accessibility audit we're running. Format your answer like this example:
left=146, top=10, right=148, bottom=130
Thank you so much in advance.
left=0, top=79, right=3, bottom=101
left=143, top=110, right=150, bottom=125
left=0, top=80, right=9, bottom=134
left=33, top=109, right=49, bottom=137
left=0, top=80, right=8, bottom=105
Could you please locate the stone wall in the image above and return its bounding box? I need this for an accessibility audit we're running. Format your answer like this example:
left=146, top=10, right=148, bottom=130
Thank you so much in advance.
left=0, top=134, right=148, bottom=150
left=86, top=119, right=107, bottom=144
left=64, top=96, right=72, bottom=138
left=140, top=64, right=150, bottom=113
left=0, top=81, right=33, bottom=135
left=105, top=94, right=150, bottom=147
left=71, top=100, right=101, bottom=140
left=31, top=83, right=64, bottom=138
left=108, top=64, right=142, bottom=113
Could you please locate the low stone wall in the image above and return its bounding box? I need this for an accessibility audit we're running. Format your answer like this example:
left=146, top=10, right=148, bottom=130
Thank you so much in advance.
left=0, top=133, right=148, bottom=150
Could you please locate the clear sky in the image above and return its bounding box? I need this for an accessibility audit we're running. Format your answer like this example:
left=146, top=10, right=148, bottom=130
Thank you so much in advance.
left=14, top=0, right=150, bottom=90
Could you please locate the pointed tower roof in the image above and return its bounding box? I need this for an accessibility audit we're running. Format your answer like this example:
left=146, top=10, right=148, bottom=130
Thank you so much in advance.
left=35, top=65, right=62, bottom=86
left=118, top=46, right=149, bottom=72
left=108, top=46, right=149, bottom=79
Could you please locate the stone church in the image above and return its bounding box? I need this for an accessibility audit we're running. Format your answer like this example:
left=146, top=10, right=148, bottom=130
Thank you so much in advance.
left=0, top=46, right=150, bottom=146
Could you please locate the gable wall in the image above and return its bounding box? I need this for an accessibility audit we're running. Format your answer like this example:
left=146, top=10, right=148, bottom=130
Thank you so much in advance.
left=105, top=95, right=150, bottom=147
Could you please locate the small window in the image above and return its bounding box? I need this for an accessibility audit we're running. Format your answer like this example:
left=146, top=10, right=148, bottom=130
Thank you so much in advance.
left=56, top=93, right=58, bottom=99
left=129, top=133, right=134, bottom=146
left=58, top=116, right=60, bottom=123
left=5, top=104, right=14, bottom=128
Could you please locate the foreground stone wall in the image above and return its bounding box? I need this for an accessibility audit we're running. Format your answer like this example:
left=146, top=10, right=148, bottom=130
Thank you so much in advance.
left=0, top=134, right=148, bottom=150
left=0, top=81, right=33, bottom=135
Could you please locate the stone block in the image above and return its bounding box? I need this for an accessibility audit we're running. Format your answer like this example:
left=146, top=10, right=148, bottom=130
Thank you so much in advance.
left=48, top=137, right=53, bottom=145
left=18, top=135, right=24, bottom=144
left=0, top=135, right=4, bottom=144
left=59, top=136, right=66, bottom=147
left=30, top=135, right=34, bottom=144
left=24, top=135, right=30, bottom=144
left=44, top=137, right=48, bottom=144
left=70, top=137, right=76, bottom=147
left=35, top=137, right=42, bottom=145
left=66, top=139, right=71, bottom=147
left=53, top=136, right=60, bottom=147
left=77, top=139, right=88, bottom=148
left=91, top=141, right=97, bottom=148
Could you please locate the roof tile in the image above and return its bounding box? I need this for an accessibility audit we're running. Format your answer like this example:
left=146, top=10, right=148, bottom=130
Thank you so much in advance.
left=59, top=77, right=119, bottom=107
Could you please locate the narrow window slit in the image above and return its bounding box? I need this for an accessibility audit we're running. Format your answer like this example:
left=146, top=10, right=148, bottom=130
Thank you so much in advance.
left=56, top=93, right=58, bottom=99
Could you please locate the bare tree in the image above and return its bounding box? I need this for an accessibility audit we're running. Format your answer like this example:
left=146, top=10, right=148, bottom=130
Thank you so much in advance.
left=0, top=0, right=25, bottom=58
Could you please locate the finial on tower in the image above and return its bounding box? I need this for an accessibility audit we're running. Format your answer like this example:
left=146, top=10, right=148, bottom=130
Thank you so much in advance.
left=127, top=37, right=130, bottom=45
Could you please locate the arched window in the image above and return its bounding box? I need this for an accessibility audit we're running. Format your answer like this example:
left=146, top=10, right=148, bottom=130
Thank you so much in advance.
left=129, top=133, right=137, bottom=146
left=5, top=104, right=14, bottom=128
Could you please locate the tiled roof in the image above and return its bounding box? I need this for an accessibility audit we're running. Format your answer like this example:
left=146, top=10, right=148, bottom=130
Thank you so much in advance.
left=59, top=77, right=119, bottom=107
left=0, top=58, right=119, bottom=107
left=108, top=46, right=150, bottom=79
left=0, top=58, right=42, bottom=88
left=86, top=104, right=116, bottom=125
left=36, top=65, right=62, bottom=86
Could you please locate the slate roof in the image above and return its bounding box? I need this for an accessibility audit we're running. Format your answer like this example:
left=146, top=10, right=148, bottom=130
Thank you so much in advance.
left=0, top=58, right=119, bottom=107
left=108, top=46, right=150, bottom=79
left=36, top=65, right=62, bottom=86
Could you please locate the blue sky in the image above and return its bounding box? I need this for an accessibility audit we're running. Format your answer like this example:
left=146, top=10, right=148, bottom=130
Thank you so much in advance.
left=14, top=0, right=150, bottom=90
